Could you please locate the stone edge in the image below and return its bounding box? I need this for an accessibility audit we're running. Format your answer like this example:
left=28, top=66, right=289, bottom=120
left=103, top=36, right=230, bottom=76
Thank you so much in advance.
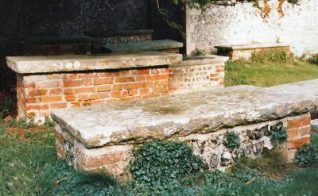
left=6, top=52, right=183, bottom=74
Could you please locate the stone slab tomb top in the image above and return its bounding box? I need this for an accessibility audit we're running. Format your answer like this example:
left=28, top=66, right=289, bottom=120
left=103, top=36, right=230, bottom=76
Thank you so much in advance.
left=101, top=39, right=183, bottom=53
left=6, top=52, right=182, bottom=74
left=52, top=79, right=318, bottom=148
left=215, top=43, right=290, bottom=50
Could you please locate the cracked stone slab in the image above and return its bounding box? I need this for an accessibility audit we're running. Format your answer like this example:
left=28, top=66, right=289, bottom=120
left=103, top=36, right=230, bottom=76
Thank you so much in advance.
left=6, top=52, right=182, bottom=74
left=51, top=79, right=318, bottom=148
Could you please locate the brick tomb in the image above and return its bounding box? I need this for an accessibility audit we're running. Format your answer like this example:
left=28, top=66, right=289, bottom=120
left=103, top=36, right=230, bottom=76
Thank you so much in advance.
left=52, top=79, right=318, bottom=180
left=6, top=52, right=228, bottom=122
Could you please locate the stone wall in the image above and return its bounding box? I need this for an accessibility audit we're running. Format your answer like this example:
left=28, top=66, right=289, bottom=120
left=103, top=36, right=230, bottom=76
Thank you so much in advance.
left=186, top=0, right=318, bottom=56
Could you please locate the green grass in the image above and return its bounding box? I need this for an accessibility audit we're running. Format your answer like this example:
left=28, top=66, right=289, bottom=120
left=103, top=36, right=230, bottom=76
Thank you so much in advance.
left=1, top=119, right=318, bottom=195
left=225, top=59, right=318, bottom=87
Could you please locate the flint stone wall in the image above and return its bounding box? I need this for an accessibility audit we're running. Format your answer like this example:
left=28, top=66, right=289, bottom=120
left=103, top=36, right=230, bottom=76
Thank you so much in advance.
left=55, top=113, right=311, bottom=181
left=186, top=0, right=318, bottom=56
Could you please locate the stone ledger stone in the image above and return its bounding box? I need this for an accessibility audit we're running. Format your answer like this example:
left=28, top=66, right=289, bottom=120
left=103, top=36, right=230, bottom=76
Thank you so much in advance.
left=52, top=79, right=318, bottom=148
left=6, top=52, right=182, bottom=74
left=52, top=79, right=317, bottom=179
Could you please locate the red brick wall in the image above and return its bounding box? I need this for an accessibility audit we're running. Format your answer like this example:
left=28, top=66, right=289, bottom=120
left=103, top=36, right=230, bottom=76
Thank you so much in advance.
left=286, top=114, right=312, bottom=161
left=17, top=67, right=170, bottom=122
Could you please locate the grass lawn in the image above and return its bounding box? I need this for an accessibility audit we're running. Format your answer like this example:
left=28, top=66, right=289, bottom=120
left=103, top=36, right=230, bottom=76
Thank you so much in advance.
left=225, top=59, right=318, bottom=87
left=1, top=119, right=318, bottom=195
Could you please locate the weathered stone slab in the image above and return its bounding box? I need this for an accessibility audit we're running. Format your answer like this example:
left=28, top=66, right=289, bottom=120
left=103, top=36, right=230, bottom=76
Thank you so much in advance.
left=52, top=79, right=318, bottom=148
left=6, top=52, right=182, bottom=74
left=215, top=43, right=290, bottom=60
left=101, top=39, right=183, bottom=53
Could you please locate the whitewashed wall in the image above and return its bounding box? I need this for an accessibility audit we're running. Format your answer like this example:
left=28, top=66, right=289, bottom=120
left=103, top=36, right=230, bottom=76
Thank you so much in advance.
left=186, top=0, right=318, bottom=56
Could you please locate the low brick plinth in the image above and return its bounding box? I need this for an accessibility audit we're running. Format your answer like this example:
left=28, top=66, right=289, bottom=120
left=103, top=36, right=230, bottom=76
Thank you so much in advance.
left=52, top=79, right=318, bottom=180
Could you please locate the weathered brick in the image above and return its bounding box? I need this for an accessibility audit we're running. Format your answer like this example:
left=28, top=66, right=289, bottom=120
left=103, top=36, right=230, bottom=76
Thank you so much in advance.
left=128, top=89, right=139, bottom=96
left=94, top=78, right=113, bottom=85
left=63, top=88, right=74, bottom=95
left=140, top=89, right=151, bottom=95
left=91, top=100, right=106, bottom=105
left=210, top=77, right=219, bottom=81
left=25, top=104, right=49, bottom=110
left=37, top=81, right=60, bottom=88
left=82, top=100, right=92, bottom=106
left=24, top=82, right=35, bottom=88
left=159, top=68, right=170, bottom=74
left=64, top=74, right=78, bottom=80
left=39, top=96, right=62, bottom=103
left=287, top=128, right=298, bottom=140
left=78, top=94, right=100, bottom=101
left=65, top=95, right=76, bottom=101
left=136, top=69, right=150, bottom=75
left=136, top=76, right=146, bottom=81
left=111, top=91, right=128, bottom=98
left=153, top=87, right=169, bottom=94
left=64, top=80, right=82, bottom=87
left=288, top=136, right=311, bottom=149
left=96, top=85, right=112, bottom=92
left=28, top=89, right=47, bottom=97
left=83, top=79, right=93, bottom=85
left=298, top=126, right=311, bottom=137
left=143, top=82, right=154, bottom=88
left=151, top=74, right=169, bottom=80
left=50, top=103, right=68, bottom=109
left=74, top=87, right=96, bottom=94
left=84, top=152, right=128, bottom=168
left=119, top=70, right=132, bottom=76
left=151, top=69, right=159, bottom=74
left=71, top=102, right=81, bottom=108
left=216, top=67, right=225, bottom=73
left=115, top=76, right=135, bottom=83
left=25, top=97, right=37, bottom=103
left=123, top=83, right=143, bottom=90
left=287, top=116, right=311, bottom=129
left=49, top=88, right=62, bottom=95
left=97, top=92, right=111, bottom=99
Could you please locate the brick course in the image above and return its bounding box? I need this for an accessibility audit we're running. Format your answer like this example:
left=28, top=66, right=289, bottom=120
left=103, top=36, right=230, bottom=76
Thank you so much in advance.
left=17, top=67, right=170, bottom=122
left=286, top=114, right=312, bottom=161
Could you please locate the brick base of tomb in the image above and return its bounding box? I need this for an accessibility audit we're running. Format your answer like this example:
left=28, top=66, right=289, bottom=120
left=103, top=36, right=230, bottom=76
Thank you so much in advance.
left=16, top=68, right=170, bottom=121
